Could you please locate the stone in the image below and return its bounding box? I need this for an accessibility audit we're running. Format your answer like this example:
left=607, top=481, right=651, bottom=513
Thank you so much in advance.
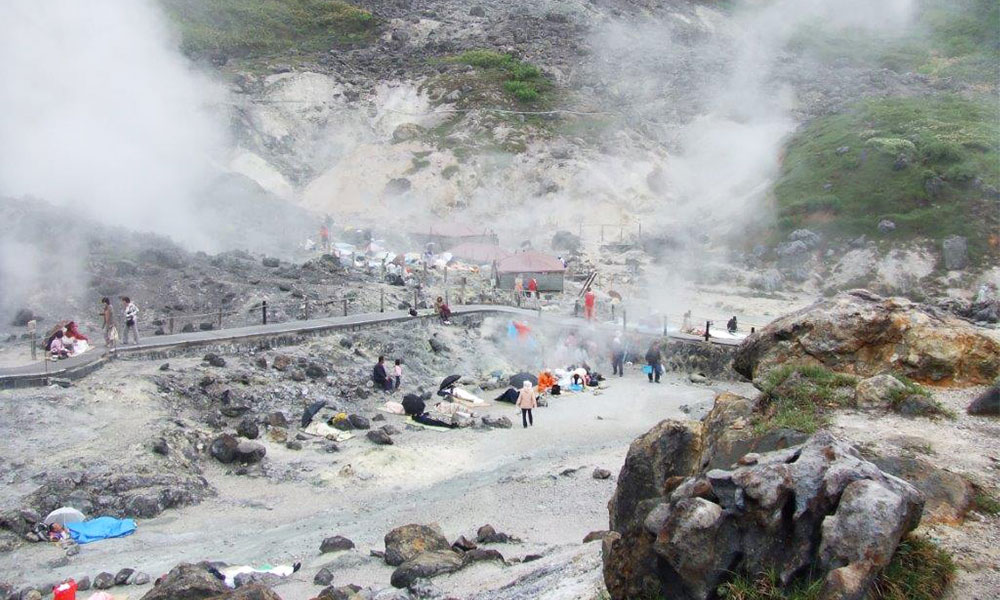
left=463, top=548, right=504, bottom=563
left=235, top=441, right=266, bottom=464
left=133, top=572, right=150, bottom=585
left=314, top=566, right=335, bottom=586
left=373, top=414, right=386, bottom=422
left=877, top=219, right=896, bottom=233
left=384, top=178, right=411, bottom=196
left=254, top=357, right=268, bottom=369
left=469, top=5, right=486, bottom=17
left=237, top=418, right=259, bottom=440
left=968, top=386, right=999, bottom=416
left=315, top=584, right=363, bottom=600
left=481, top=415, right=512, bottom=429
left=854, top=374, right=907, bottom=409
left=389, top=550, right=464, bottom=588
left=333, top=418, right=353, bottom=431
left=475, top=524, right=513, bottom=543
left=267, top=412, right=288, bottom=428
left=942, top=235, right=968, bottom=270
left=159, top=363, right=170, bottom=371
left=604, top=431, right=924, bottom=600
left=321, top=535, right=356, bottom=553
left=203, top=353, right=226, bottom=368
left=451, top=535, right=477, bottom=552
left=896, top=394, right=941, bottom=416
left=428, top=336, right=448, bottom=353
left=290, top=369, right=306, bottom=382
left=76, top=576, right=91, bottom=591
left=392, top=123, right=425, bottom=143
left=217, top=584, right=283, bottom=599
left=749, top=269, right=784, bottom=293
left=114, top=568, right=134, bottom=585
left=210, top=434, right=240, bottom=464
left=593, top=468, right=612, bottom=480
left=381, top=425, right=400, bottom=435
left=152, top=438, right=170, bottom=456
left=140, top=563, right=228, bottom=599
left=583, top=530, right=610, bottom=543
left=93, top=573, right=114, bottom=590
left=367, top=430, right=393, bottom=445
left=267, top=427, right=287, bottom=443
left=262, top=257, right=280, bottom=268
left=384, top=524, right=451, bottom=566
left=348, top=414, right=371, bottom=430
left=306, top=363, right=327, bottom=379
left=788, top=229, right=820, bottom=248
left=285, top=440, right=303, bottom=451
left=872, top=455, right=974, bottom=524
left=272, top=355, right=292, bottom=371
left=734, top=290, right=1000, bottom=385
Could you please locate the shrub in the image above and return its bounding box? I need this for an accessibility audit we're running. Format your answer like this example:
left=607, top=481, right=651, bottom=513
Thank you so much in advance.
left=449, top=48, right=548, bottom=102
left=503, top=80, right=540, bottom=102
left=754, top=365, right=858, bottom=434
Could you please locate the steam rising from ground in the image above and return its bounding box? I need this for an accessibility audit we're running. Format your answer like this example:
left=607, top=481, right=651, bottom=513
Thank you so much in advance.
left=0, top=0, right=227, bottom=247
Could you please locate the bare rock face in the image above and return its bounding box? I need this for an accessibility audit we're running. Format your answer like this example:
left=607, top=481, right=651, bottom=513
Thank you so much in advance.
left=854, top=374, right=907, bottom=409
left=140, top=563, right=227, bottom=600
left=383, top=524, right=451, bottom=566
left=734, top=290, right=1000, bottom=385
left=603, top=431, right=924, bottom=600
left=968, top=386, right=999, bottom=416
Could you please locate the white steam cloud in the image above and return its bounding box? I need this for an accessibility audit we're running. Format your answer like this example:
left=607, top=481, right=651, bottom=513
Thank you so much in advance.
left=0, top=0, right=227, bottom=248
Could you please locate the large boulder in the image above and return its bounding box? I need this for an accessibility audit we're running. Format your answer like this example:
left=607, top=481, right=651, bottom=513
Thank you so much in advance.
left=604, top=432, right=924, bottom=600
left=389, top=549, right=464, bottom=588
left=210, top=585, right=283, bottom=599
left=140, top=563, right=227, bottom=600
left=699, top=392, right=807, bottom=471
left=734, top=290, right=1000, bottom=386
left=941, top=235, right=968, bottom=270
left=383, top=524, right=451, bottom=566
left=967, top=386, right=999, bottom=416
left=604, top=420, right=704, bottom=600
left=872, top=455, right=974, bottom=524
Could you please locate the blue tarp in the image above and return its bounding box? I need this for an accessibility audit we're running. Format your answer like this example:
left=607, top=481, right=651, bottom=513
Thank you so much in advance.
left=66, top=517, right=137, bottom=544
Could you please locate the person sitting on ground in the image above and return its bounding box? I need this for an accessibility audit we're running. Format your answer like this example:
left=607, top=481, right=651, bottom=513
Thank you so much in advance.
left=373, top=356, right=393, bottom=391
left=537, top=369, right=556, bottom=394
left=727, top=316, right=738, bottom=334
left=516, top=380, right=538, bottom=428
left=49, top=330, right=69, bottom=359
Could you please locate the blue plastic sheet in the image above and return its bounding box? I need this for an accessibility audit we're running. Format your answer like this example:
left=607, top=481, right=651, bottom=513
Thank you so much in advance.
left=66, top=516, right=137, bottom=544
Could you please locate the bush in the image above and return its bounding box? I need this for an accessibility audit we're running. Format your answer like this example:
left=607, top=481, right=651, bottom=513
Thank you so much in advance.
left=754, top=365, right=858, bottom=434
left=503, top=80, right=540, bottom=102
left=449, top=48, right=548, bottom=102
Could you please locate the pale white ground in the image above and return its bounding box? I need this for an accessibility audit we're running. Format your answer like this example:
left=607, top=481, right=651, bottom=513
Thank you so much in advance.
left=0, top=360, right=754, bottom=599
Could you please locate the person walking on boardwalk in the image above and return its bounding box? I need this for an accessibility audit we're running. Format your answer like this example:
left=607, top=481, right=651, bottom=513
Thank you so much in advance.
left=121, top=296, right=139, bottom=345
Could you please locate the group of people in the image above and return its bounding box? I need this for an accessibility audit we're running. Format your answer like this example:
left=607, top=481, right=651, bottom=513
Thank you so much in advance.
left=372, top=355, right=404, bottom=391
left=433, top=296, right=452, bottom=323
left=513, top=276, right=540, bottom=299
left=43, top=296, right=139, bottom=360
left=608, top=337, right=663, bottom=382
left=99, top=296, right=140, bottom=349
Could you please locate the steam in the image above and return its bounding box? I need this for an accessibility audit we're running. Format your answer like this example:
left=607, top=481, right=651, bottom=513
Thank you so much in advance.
left=0, top=0, right=227, bottom=248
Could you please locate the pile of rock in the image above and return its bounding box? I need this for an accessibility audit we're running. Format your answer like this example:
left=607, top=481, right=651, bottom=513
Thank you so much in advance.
left=382, top=523, right=515, bottom=589
left=603, top=427, right=925, bottom=600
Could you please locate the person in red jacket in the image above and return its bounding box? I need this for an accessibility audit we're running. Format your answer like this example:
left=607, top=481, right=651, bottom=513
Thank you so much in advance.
left=527, top=277, right=538, bottom=298
left=584, top=287, right=596, bottom=320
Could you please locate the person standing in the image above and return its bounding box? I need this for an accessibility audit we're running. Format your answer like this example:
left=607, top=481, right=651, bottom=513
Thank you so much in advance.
left=584, top=287, right=596, bottom=321
left=514, top=276, right=524, bottom=298
left=527, top=277, right=538, bottom=299
left=645, top=342, right=663, bottom=383
left=611, top=336, right=625, bottom=377
left=121, top=296, right=139, bottom=345
left=393, top=359, right=403, bottom=390
left=99, top=297, right=115, bottom=348
left=516, top=380, right=537, bottom=428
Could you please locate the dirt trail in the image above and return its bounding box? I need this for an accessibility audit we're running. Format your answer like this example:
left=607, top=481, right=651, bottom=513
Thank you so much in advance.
left=0, top=365, right=754, bottom=598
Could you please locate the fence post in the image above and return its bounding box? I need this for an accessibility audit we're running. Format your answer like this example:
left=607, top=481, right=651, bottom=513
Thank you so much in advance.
left=611, top=304, right=615, bottom=321
left=414, top=288, right=419, bottom=310
left=217, top=308, right=223, bottom=330
left=380, top=289, right=385, bottom=313
left=460, top=279, right=466, bottom=305
left=445, top=290, right=450, bottom=306
left=343, top=299, right=348, bottom=317
left=574, top=300, right=579, bottom=317
left=623, top=309, right=627, bottom=333
left=262, top=300, right=268, bottom=325
left=169, top=317, right=174, bottom=334
left=704, top=321, right=711, bottom=342
left=600, top=225, right=605, bottom=241
left=662, top=315, right=667, bottom=337
left=638, top=222, right=642, bottom=241
left=305, top=301, right=311, bottom=320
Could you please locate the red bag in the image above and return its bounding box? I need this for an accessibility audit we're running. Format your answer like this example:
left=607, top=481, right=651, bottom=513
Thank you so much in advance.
left=53, top=580, right=76, bottom=600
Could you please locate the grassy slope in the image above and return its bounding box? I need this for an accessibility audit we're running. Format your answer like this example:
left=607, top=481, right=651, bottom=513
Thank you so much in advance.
left=158, top=0, right=375, bottom=59
left=774, top=0, right=999, bottom=258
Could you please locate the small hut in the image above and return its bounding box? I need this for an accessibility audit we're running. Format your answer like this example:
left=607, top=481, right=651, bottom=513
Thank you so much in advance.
left=497, top=251, right=566, bottom=293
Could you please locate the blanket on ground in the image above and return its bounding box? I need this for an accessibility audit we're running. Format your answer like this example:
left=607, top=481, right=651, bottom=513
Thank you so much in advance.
left=66, top=517, right=136, bottom=544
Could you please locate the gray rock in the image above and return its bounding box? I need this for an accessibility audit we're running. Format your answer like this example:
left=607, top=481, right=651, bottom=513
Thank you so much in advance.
left=76, top=576, right=91, bottom=591
left=381, top=425, right=401, bottom=435
left=469, top=5, right=485, bottom=16
left=203, top=353, right=226, bottom=368
left=285, top=440, right=303, bottom=451
left=389, top=550, right=464, bottom=588
left=140, top=563, right=227, bottom=600
left=968, top=386, right=999, bottom=416
left=262, top=257, right=281, bottom=268
left=210, top=434, right=240, bottom=464
left=877, top=219, right=896, bottom=233
left=235, top=440, right=266, bottom=464
left=855, top=374, right=906, bottom=409
left=942, top=235, right=968, bottom=270
left=593, top=468, right=612, bottom=480
left=93, top=573, right=114, bottom=590
left=313, top=566, right=335, bottom=586
left=367, top=430, right=393, bottom=445
left=583, top=530, right=610, bottom=543
left=788, top=229, right=820, bottom=248
left=481, top=415, right=512, bottom=429
left=451, top=535, right=477, bottom=552
left=463, top=548, right=504, bottom=563
left=348, top=414, right=371, bottom=429
left=749, top=269, right=784, bottom=293
left=237, top=418, right=259, bottom=440
left=114, top=568, right=134, bottom=586
left=132, top=572, right=150, bottom=585
left=321, top=535, right=356, bottom=553
left=306, top=363, right=327, bottom=379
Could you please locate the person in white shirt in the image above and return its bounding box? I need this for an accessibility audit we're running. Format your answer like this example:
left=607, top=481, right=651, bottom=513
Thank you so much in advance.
left=121, top=296, right=139, bottom=345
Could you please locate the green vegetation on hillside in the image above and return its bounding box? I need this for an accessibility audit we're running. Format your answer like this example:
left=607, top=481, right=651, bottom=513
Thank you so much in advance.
left=159, top=0, right=375, bottom=58
left=448, top=50, right=551, bottom=103
left=754, top=365, right=858, bottom=434
left=774, top=96, right=998, bottom=254
left=719, top=535, right=955, bottom=600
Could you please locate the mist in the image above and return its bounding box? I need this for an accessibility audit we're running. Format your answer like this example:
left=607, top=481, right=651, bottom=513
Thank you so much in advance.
left=0, top=0, right=227, bottom=248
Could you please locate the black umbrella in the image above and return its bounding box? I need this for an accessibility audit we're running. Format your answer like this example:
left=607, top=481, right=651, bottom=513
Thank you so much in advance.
left=402, top=393, right=426, bottom=416
left=494, top=387, right=519, bottom=404
left=301, top=401, right=326, bottom=428
left=439, top=374, right=461, bottom=391
left=508, top=372, right=538, bottom=388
